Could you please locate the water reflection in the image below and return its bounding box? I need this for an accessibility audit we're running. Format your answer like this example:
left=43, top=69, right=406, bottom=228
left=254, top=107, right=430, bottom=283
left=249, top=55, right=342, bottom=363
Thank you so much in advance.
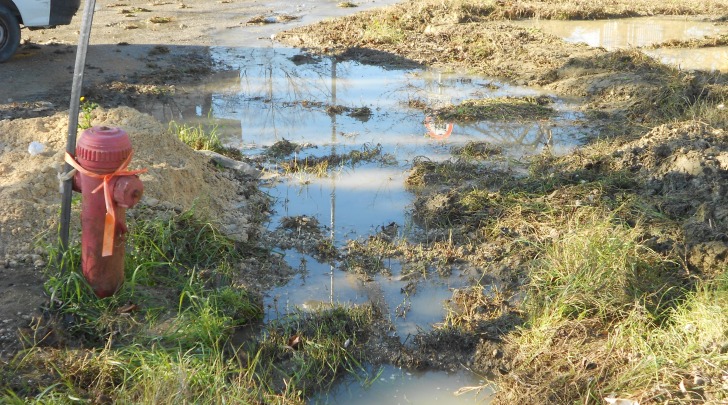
left=311, top=364, right=490, bottom=405
left=644, top=46, right=728, bottom=72
left=205, top=46, right=584, bottom=158
left=205, top=45, right=587, bottom=332
left=511, top=17, right=728, bottom=72
left=164, top=44, right=591, bottom=401
left=510, top=16, right=728, bottom=50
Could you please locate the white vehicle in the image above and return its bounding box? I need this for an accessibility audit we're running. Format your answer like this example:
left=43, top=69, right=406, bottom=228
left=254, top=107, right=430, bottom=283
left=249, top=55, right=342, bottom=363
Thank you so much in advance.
left=0, top=0, right=80, bottom=62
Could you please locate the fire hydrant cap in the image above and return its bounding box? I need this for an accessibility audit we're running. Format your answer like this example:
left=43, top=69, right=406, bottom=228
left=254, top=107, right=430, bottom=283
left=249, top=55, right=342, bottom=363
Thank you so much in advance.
left=76, top=126, right=133, bottom=172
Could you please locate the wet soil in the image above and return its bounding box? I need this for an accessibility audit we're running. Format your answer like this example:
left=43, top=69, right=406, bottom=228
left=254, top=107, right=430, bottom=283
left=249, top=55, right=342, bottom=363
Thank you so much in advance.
left=3, top=0, right=728, bottom=401
left=271, top=0, right=728, bottom=401
left=0, top=266, right=45, bottom=361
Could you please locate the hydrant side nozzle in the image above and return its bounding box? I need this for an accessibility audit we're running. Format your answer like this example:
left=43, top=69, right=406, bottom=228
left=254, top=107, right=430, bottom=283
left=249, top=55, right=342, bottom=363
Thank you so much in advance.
left=113, top=176, right=144, bottom=209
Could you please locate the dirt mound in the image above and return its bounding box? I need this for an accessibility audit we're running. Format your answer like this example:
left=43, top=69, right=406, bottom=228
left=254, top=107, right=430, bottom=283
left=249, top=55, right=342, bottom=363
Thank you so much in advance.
left=613, top=121, right=728, bottom=273
left=0, top=107, right=260, bottom=266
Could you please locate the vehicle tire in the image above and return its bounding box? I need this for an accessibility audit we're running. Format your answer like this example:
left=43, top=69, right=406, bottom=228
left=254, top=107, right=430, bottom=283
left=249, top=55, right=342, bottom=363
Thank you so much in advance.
left=0, top=5, right=20, bottom=63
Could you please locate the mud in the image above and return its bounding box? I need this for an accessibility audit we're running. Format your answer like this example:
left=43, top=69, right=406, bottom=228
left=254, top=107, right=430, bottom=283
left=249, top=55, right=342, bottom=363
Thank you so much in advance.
left=272, top=1, right=728, bottom=399
left=3, top=0, right=728, bottom=401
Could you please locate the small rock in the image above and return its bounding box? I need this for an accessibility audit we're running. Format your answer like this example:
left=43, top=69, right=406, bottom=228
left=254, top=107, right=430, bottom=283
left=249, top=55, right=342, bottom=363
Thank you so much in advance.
left=694, top=375, right=706, bottom=387
left=28, top=141, right=46, bottom=156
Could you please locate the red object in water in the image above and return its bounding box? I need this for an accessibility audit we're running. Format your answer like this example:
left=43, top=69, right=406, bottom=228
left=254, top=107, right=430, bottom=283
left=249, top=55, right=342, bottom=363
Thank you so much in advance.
left=424, top=115, right=454, bottom=140
left=65, top=126, right=146, bottom=298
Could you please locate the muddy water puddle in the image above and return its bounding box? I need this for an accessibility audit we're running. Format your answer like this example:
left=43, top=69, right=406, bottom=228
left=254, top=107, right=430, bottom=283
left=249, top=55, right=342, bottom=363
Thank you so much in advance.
left=166, top=43, right=593, bottom=402
left=265, top=249, right=473, bottom=338
left=512, top=16, right=728, bottom=72
left=202, top=46, right=587, bottom=157
left=643, top=46, right=728, bottom=72
left=311, top=364, right=491, bottom=404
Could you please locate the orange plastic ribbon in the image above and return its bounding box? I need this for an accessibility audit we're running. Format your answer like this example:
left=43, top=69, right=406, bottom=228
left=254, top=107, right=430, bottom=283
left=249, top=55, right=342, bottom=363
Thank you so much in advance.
left=64, top=151, right=147, bottom=257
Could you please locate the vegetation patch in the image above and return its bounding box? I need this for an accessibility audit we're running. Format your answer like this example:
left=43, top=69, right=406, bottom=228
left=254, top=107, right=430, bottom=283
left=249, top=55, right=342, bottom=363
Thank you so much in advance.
left=266, top=139, right=303, bottom=158
left=0, top=209, right=377, bottom=404
left=493, top=213, right=720, bottom=404
left=170, top=121, right=243, bottom=159
left=279, top=143, right=396, bottom=176
left=433, top=96, right=553, bottom=122
left=647, top=33, right=728, bottom=49
left=451, top=141, right=503, bottom=160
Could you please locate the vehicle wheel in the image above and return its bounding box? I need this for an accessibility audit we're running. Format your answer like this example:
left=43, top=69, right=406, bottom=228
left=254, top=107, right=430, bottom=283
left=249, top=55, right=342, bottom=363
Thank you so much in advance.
left=0, top=5, right=20, bottom=63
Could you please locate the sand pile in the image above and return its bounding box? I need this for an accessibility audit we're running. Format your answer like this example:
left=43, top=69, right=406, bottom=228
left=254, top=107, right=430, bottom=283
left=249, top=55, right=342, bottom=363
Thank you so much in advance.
left=0, top=107, right=261, bottom=267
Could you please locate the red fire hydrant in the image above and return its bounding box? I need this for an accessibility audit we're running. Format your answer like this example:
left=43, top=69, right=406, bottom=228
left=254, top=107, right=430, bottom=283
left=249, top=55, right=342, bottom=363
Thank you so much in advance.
left=64, top=126, right=146, bottom=298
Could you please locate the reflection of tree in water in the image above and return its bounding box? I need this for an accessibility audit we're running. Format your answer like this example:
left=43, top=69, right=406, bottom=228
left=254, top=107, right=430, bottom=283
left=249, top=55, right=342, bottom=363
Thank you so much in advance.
left=464, top=120, right=555, bottom=151
left=227, top=48, right=354, bottom=144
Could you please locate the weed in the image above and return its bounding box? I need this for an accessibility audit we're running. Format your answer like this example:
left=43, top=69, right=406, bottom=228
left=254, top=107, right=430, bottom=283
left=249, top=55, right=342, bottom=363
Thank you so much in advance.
left=526, top=209, right=682, bottom=322
left=451, top=141, right=503, bottom=160
left=279, top=143, right=393, bottom=177
left=253, top=305, right=375, bottom=396
left=3, top=207, right=380, bottom=404
left=362, top=18, right=406, bottom=44
left=78, top=97, right=99, bottom=130
left=169, top=121, right=243, bottom=159
left=434, top=96, right=553, bottom=122
left=442, top=286, right=508, bottom=331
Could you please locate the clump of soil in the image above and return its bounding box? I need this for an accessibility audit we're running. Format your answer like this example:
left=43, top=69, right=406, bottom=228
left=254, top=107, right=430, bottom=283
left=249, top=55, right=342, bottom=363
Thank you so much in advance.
left=266, top=139, right=301, bottom=158
left=612, top=122, right=728, bottom=274
left=0, top=107, right=263, bottom=265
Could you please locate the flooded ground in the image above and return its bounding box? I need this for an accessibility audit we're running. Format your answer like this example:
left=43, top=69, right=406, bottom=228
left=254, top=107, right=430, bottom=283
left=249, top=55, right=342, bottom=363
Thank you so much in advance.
left=511, top=16, right=728, bottom=71
left=510, top=16, right=727, bottom=49
left=4, top=0, right=728, bottom=402
left=148, top=12, right=728, bottom=403
left=311, top=364, right=490, bottom=404
left=175, top=40, right=590, bottom=402
left=199, top=45, right=587, bottom=309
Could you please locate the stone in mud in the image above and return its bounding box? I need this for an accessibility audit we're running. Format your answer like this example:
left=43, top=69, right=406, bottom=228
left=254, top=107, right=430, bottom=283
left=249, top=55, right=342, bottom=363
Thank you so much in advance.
left=689, top=241, right=728, bottom=277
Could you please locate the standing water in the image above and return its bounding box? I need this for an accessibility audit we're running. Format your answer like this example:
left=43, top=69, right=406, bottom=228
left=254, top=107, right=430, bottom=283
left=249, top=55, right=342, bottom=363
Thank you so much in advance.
left=166, top=4, right=596, bottom=404
left=191, top=44, right=587, bottom=402
left=129, top=8, right=728, bottom=403
left=510, top=16, right=728, bottom=72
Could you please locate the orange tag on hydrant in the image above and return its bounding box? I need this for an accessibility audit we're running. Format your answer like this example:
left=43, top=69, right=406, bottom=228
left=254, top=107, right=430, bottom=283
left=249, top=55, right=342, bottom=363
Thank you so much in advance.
left=103, top=212, right=115, bottom=257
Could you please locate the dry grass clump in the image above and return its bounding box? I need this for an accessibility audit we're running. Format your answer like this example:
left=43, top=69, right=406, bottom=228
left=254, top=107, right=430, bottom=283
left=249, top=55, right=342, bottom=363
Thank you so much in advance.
left=442, top=286, right=509, bottom=330
left=278, top=143, right=394, bottom=177
left=451, top=141, right=503, bottom=160
left=433, top=96, right=553, bottom=122
left=647, top=33, right=728, bottom=49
